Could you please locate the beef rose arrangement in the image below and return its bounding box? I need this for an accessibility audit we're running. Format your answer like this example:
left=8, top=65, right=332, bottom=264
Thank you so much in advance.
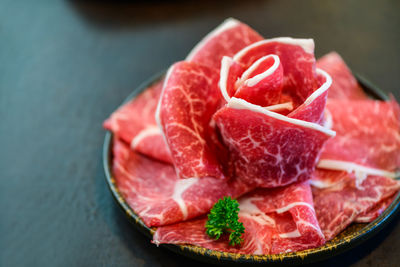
left=104, top=18, right=400, bottom=254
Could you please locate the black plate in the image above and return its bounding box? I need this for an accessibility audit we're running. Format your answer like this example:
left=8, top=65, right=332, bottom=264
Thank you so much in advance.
left=103, top=72, right=400, bottom=265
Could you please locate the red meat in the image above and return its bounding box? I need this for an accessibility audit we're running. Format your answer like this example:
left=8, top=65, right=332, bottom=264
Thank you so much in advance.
left=311, top=169, right=400, bottom=240
left=112, top=138, right=252, bottom=227
left=153, top=181, right=325, bottom=254
left=103, top=80, right=172, bottom=163
left=214, top=98, right=335, bottom=188
left=186, top=18, right=263, bottom=69
left=156, top=61, right=227, bottom=179
left=319, top=99, right=400, bottom=176
left=316, top=52, right=368, bottom=100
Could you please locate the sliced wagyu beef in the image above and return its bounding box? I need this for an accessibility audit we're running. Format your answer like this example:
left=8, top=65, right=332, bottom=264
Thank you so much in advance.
left=355, top=194, right=397, bottom=223
left=214, top=98, right=335, bottom=188
left=311, top=169, right=400, bottom=240
left=104, top=80, right=172, bottom=163
left=316, top=52, right=368, bottom=100
left=233, top=38, right=319, bottom=107
left=156, top=61, right=227, bottom=179
left=287, top=69, right=332, bottom=124
left=214, top=38, right=335, bottom=188
left=318, top=99, right=400, bottom=178
left=313, top=99, right=400, bottom=238
left=112, top=138, right=252, bottom=227
left=220, top=54, right=284, bottom=107
left=153, top=181, right=325, bottom=254
left=186, top=18, right=263, bottom=69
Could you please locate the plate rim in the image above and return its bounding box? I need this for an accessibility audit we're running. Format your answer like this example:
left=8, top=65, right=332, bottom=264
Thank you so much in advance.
left=103, top=72, right=400, bottom=265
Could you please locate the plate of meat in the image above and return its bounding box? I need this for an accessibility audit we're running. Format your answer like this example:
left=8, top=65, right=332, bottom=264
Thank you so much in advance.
left=103, top=18, right=400, bottom=265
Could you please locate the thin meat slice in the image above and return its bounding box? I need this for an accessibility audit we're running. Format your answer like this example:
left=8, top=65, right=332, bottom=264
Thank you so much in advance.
left=219, top=56, right=245, bottom=100
left=233, top=38, right=318, bottom=106
left=154, top=217, right=269, bottom=254
left=103, top=80, right=172, bottom=163
left=311, top=169, right=400, bottom=240
left=318, top=99, right=400, bottom=177
left=219, top=55, right=284, bottom=106
left=153, top=181, right=325, bottom=255
left=240, top=182, right=324, bottom=254
left=213, top=97, right=335, bottom=188
left=112, top=138, right=252, bottom=227
left=157, top=61, right=226, bottom=179
left=234, top=55, right=283, bottom=106
left=316, top=52, right=368, bottom=100
left=288, top=69, right=332, bottom=124
left=186, top=18, right=263, bottom=69
left=309, top=169, right=349, bottom=189
left=355, top=194, right=398, bottom=223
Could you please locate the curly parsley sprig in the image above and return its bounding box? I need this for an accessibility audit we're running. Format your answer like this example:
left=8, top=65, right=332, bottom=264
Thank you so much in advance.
left=205, top=196, right=245, bottom=246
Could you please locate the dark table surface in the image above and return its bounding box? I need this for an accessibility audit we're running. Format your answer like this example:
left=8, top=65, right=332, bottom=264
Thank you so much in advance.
left=2, top=1, right=400, bottom=266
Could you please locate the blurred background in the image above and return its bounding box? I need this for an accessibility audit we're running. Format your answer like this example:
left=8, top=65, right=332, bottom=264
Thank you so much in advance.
left=1, top=1, right=399, bottom=266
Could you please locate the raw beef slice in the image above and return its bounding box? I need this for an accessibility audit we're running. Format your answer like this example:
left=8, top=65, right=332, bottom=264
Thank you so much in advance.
left=186, top=18, right=263, bottom=70
left=316, top=52, right=368, bottom=100
left=233, top=37, right=319, bottom=106
left=214, top=97, right=335, bottom=188
left=219, top=54, right=284, bottom=107
left=318, top=99, right=400, bottom=176
left=157, top=61, right=227, bottom=179
left=153, top=181, right=325, bottom=255
left=287, top=69, right=332, bottom=124
left=112, top=138, right=252, bottom=227
left=311, top=169, right=400, bottom=240
left=355, top=194, right=398, bottom=223
left=103, top=80, right=172, bottom=163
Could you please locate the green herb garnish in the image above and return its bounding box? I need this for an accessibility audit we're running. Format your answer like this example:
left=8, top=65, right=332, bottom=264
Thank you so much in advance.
left=205, top=196, right=245, bottom=246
